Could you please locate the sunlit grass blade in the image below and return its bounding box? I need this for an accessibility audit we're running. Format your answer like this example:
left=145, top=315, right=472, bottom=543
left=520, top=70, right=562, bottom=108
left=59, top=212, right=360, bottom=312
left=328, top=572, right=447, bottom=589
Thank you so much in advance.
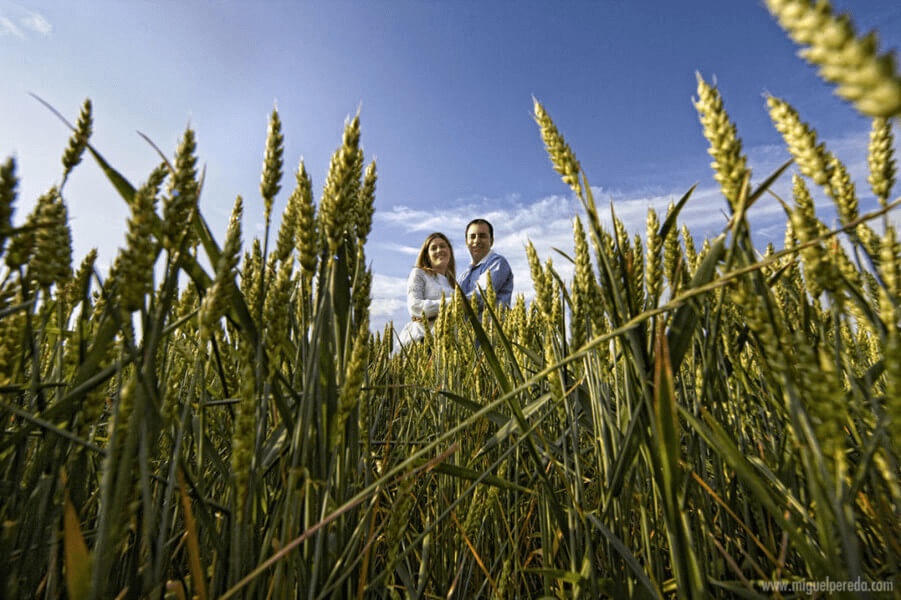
left=657, top=183, right=696, bottom=242
left=63, top=491, right=93, bottom=600
left=178, top=468, right=209, bottom=600
left=651, top=321, right=705, bottom=599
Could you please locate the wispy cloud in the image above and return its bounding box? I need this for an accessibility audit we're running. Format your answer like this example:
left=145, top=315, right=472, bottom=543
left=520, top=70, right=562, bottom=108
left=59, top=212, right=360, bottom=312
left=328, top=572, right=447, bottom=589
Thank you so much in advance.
left=0, top=9, right=51, bottom=38
left=0, top=16, right=24, bottom=38
left=370, top=240, right=421, bottom=256
left=21, top=11, right=51, bottom=36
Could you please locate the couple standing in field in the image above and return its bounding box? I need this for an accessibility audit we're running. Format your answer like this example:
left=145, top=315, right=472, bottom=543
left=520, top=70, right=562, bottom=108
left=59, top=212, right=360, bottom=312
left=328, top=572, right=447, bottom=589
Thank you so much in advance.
left=395, top=218, right=514, bottom=349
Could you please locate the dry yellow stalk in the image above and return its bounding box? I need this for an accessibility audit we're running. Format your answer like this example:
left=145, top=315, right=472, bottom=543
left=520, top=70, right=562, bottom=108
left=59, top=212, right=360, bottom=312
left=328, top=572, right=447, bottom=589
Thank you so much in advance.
left=483, top=268, right=498, bottom=312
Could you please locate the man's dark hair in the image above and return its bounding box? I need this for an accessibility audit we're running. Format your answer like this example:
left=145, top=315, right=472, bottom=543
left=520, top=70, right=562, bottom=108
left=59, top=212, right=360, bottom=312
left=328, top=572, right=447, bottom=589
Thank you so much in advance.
left=465, top=218, right=494, bottom=240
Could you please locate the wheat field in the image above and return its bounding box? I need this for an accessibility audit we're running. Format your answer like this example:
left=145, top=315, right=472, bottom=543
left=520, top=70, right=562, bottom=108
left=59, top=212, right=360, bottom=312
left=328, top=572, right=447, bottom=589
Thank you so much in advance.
left=2, top=1, right=901, bottom=598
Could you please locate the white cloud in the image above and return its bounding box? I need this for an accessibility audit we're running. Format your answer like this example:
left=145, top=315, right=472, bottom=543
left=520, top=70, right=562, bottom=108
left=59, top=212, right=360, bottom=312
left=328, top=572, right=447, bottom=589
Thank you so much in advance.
left=0, top=16, right=24, bottom=38
left=372, top=273, right=407, bottom=297
left=21, top=11, right=51, bottom=36
left=0, top=9, right=51, bottom=38
left=375, top=205, right=469, bottom=234
left=370, top=295, right=406, bottom=318
left=371, top=240, right=420, bottom=256
left=369, top=273, right=411, bottom=331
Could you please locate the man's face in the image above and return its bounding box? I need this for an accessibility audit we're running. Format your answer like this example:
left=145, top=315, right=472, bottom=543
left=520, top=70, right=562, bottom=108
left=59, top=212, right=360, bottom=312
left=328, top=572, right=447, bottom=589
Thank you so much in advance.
left=466, top=223, right=492, bottom=264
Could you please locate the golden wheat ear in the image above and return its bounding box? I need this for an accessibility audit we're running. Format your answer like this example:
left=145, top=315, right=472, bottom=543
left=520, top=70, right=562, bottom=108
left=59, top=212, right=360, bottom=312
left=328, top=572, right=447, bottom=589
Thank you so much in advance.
left=694, top=73, right=751, bottom=212
left=764, top=0, right=901, bottom=118
left=868, top=117, right=897, bottom=206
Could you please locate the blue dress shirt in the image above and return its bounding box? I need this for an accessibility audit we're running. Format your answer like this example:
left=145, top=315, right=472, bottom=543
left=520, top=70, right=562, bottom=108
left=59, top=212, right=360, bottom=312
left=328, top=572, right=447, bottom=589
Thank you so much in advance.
left=457, top=250, right=514, bottom=307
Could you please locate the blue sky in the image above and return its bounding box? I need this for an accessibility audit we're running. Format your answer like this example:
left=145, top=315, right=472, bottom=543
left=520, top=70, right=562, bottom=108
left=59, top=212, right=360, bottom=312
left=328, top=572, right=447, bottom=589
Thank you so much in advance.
left=2, top=0, right=900, bottom=333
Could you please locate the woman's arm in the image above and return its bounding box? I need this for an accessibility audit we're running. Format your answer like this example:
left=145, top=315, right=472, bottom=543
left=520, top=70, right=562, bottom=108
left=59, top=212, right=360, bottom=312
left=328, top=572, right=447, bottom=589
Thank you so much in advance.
left=406, top=269, right=442, bottom=318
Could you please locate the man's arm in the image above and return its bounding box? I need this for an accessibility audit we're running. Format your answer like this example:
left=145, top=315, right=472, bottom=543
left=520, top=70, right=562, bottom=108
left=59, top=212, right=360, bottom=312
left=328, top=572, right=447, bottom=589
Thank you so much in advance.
left=475, top=254, right=514, bottom=307
left=489, top=255, right=514, bottom=306
left=457, top=265, right=475, bottom=299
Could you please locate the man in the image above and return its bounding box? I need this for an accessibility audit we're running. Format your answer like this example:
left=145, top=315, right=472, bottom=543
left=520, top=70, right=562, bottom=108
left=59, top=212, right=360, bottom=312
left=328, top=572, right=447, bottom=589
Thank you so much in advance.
left=457, top=218, right=513, bottom=308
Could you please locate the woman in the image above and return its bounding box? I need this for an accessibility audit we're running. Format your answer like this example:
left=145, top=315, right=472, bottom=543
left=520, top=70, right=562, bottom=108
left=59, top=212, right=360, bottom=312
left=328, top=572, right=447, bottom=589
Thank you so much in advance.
left=395, top=232, right=456, bottom=349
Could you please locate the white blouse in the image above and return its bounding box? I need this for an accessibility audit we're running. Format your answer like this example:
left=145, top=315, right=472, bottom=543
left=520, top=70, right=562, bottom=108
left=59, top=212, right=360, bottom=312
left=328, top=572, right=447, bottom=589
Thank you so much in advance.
left=395, top=268, right=455, bottom=349
left=406, top=268, right=455, bottom=319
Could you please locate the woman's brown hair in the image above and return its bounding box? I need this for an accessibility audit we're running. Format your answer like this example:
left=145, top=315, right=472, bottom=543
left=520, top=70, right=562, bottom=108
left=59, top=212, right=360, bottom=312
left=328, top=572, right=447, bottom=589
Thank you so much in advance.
left=415, top=232, right=456, bottom=282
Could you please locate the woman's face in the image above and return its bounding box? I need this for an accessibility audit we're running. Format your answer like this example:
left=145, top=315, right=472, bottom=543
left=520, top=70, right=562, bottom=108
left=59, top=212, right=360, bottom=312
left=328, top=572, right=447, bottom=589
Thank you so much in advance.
left=428, top=237, right=451, bottom=273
